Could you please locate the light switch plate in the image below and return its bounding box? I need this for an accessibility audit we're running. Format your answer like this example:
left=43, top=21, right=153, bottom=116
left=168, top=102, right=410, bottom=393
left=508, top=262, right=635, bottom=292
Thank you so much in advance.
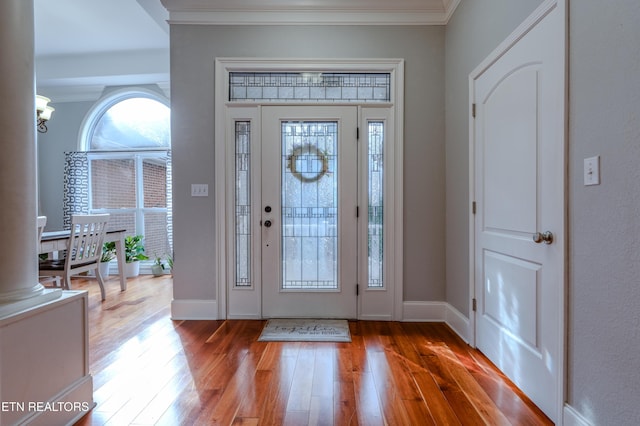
left=191, top=184, right=209, bottom=197
left=584, top=156, right=600, bottom=186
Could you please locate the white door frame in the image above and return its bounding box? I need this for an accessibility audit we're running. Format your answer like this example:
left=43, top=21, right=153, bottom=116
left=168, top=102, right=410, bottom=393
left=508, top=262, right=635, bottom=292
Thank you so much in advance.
left=468, top=0, right=566, bottom=422
left=214, top=58, right=405, bottom=321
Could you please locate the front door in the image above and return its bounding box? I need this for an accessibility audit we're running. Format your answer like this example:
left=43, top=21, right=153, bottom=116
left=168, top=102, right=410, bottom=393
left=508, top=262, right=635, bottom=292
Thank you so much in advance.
left=261, top=106, right=358, bottom=318
left=472, top=2, right=565, bottom=422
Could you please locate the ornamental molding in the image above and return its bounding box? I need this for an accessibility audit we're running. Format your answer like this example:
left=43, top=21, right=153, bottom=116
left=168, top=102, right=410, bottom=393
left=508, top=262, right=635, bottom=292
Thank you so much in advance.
left=160, top=0, right=461, bottom=25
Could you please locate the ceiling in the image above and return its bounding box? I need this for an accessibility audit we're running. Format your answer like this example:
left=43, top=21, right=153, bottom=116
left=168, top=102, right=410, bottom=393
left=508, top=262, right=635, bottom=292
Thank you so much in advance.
left=34, top=0, right=169, bottom=57
left=34, top=0, right=170, bottom=100
left=34, top=0, right=459, bottom=100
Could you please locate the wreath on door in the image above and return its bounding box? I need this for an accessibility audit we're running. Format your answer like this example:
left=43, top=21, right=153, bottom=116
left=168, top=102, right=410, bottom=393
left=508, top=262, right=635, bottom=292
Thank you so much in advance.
left=287, top=144, right=330, bottom=183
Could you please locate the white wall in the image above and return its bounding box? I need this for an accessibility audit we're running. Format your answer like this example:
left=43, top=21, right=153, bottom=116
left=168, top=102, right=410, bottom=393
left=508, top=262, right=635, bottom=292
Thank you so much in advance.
left=169, top=25, right=446, bottom=304
left=37, top=101, right=93, bottom=230
left=568, top=0, right=640, bottom=424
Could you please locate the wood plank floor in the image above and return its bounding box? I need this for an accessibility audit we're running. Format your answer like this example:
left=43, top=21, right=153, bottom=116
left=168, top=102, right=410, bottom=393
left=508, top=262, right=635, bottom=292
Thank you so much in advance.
left=72, top=275, right=552, bottom=425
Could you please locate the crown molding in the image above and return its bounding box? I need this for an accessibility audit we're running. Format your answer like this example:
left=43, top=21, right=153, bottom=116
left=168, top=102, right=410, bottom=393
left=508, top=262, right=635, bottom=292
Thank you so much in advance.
left=37, top=82, right=170, bottom=103
left=166, top=10, right=448, bottom=26
left=160, top=0, right=461, bottom=25
left=442, top=0, right=462, bottom=23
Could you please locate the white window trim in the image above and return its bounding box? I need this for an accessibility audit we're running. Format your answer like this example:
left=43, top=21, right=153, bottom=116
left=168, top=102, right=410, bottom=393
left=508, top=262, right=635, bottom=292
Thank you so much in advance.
left=214, top=58, right=404, bottom=320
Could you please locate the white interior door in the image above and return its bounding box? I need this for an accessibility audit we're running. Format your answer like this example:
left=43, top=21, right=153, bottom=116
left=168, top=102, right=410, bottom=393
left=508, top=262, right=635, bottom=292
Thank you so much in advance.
left=261, top=106, right=358, bottom=318
left=472, top=3, right=564, bottom=422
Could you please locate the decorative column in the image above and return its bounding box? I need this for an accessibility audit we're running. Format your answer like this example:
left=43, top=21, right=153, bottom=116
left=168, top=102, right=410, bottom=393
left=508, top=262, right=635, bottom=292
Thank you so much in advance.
left=0, top=0, right=45, bottom=304
left=0, top=7, right=92, bottom=424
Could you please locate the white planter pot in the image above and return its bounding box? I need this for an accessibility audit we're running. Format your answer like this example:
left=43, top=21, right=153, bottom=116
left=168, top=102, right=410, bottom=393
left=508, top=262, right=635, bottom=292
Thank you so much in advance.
left=124, top=261, right=140, bottom=278
left=98, top=261, right=110, bottom=279
left=151, top=264, right=164, bottom=277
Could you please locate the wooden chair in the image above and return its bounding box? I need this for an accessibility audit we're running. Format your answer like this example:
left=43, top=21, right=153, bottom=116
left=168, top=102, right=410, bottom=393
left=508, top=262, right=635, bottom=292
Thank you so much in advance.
left=37, top=216, right=47, bottom=243
left=37, top=215, right=60, bottom=287
left=39, top=214, right=110, bottom=300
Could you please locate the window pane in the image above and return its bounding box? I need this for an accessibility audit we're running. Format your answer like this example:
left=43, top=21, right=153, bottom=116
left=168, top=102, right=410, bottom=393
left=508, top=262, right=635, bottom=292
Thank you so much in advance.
left=229, top=72, right=391, bottom=103
left=368, top=122, right=384, bottom=288
left=282, top=121, right=338, bottom=290
left=91, top=159, right=136, bottom=209
left=106, top=211, right=136, bottom=235
left=235, top=122, right=252, bottom=288
left=143, top=157, right=168, bottom=208
left=143, top=211, right=170, bottom=258
left=91, top=98, right=170, bottom=150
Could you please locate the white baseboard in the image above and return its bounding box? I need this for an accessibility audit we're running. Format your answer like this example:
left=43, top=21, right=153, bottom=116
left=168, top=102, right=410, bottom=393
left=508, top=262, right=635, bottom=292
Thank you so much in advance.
left=11, top=370, right=94, bottom=426
left=359, top=314, right=394, bottom=321
left=226, top=314, right=262, bottom=320
left=403, top=301, right=447, bottom=322
left=171, top=299, right=218, bottom=320
left=563, top=404, right=593, bottom=426
left=444, top=303, right=471, bottom=343
left=402, top=301, right=471, bottom=343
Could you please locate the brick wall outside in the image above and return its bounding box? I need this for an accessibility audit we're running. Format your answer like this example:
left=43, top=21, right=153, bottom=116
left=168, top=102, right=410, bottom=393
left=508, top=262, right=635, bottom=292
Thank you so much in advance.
left=91, top=157, right=170, bottom=261
left=91, top=159, right=136, bottom=208
left=143, top=160, right=167, bottom=208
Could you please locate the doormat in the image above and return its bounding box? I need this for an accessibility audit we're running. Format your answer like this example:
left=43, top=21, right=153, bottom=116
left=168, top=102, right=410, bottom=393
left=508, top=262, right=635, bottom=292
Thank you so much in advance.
left=258, top=319, right=351, bottom=342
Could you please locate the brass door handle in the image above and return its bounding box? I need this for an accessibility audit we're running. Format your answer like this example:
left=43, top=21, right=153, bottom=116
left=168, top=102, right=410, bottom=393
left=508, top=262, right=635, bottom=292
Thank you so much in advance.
left=533, top=231, right=553, bottom=245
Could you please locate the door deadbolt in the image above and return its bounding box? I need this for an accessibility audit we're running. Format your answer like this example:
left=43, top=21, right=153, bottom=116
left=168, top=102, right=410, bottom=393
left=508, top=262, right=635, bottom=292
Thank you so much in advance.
left=264, top=206, right=272, bottom=213
left=533, top=231, right=554, bottom=245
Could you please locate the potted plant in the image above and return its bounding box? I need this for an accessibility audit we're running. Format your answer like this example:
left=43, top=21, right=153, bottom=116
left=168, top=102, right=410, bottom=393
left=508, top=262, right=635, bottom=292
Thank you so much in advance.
left=166, top=253, right=174, bottom=277
left=99, top=241, right=116, bottom=278
left=151, top=253, right=165, bottom=277
left=124, top=235, right=148, bottom=277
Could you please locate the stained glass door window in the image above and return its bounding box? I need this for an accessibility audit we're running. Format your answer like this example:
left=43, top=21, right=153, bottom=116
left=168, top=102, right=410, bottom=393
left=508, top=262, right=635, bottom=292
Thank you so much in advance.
left=235, top=122, right=252, bottom=287
left=367, top=122, right=384, bottom=288
left=281, top=122, right=338, bottom=290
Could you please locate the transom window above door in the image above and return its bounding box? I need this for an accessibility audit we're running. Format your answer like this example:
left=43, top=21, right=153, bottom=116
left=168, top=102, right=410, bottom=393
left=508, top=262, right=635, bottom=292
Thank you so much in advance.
left=229, top=72, right=391, bottom=103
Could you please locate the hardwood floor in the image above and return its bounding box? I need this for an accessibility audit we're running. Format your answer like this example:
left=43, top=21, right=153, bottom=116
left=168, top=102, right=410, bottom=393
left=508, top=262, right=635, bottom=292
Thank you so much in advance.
left=72, top=275, right=552, bottom=425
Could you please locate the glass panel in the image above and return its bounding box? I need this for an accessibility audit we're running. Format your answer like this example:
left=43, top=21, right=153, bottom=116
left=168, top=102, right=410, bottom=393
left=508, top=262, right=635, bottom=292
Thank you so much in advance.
left=143, top=157, right=168, bottom=208
left=368, top=122, right=384, bottom=288
left=235, top=122, right=252, bottom=287
left=230, top=73, right=391, bottom=103
left=143, top=211, right=171, bottom=259
left=105, top=211, right=136, bottom=235
left=90, top=98, right=170, bottom=150
left=281, top=121, right=338, bottom=290
left=89, top=154, right=171, bottom=264
left=90, top=158, right=136, bottom=209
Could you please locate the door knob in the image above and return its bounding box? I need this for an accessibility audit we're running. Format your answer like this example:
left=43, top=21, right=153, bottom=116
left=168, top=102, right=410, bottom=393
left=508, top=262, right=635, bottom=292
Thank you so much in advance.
left=533, top=231, right=553, bottom=245
left=264, top=220, right=272, bottom=228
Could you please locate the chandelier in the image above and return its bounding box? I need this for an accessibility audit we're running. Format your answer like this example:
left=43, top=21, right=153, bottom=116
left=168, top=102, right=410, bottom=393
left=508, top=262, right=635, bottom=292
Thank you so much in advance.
left=36, top=95, right=55, bottom=133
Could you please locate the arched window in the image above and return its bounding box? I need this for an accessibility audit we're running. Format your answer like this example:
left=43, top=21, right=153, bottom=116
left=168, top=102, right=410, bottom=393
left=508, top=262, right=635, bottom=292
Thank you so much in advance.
left=74, top=89, right=172, bottom=268
left=89, top=97, right=170, bottom=150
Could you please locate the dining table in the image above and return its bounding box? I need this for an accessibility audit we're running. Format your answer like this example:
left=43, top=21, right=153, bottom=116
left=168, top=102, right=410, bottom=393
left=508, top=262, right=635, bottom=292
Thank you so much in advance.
left=39, top=228, right=128, bottom=291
